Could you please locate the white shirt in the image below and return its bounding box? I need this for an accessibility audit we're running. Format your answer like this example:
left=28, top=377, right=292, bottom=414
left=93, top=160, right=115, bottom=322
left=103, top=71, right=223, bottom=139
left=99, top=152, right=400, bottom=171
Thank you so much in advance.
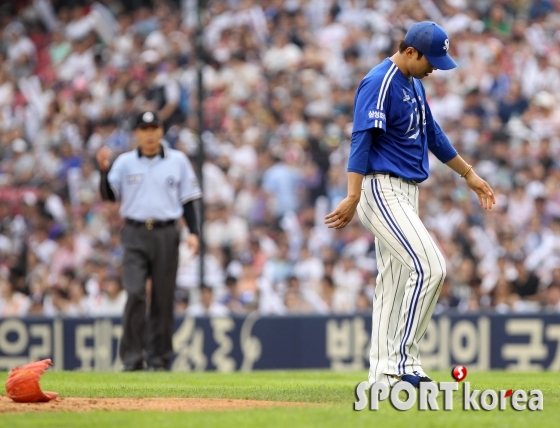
left=57, top=49, right=95, bottom=81
left=176, top=251, right=224, bottom=289
left=153, top=73, right=180, bottom=104
left=428, top=92, right=464, bottom=125
left=145, top=31, right=167, bottom=53
left=65, top=15, right=95, bottom=40
left=204, top=216, right=248, bottom=249
left=31, top=238, right=58, bottom=264
left=294, top=257, right=325, bottom=283
left=332, top=264, right=364, bottom=296
left=7, top=37, right=36, bottom=63
left=89, top=290, right=127, bottom=317
left=45, top=193, right=67, bottom=223
left=0, top=81, right=15, bottom=107
left=229, top=144, right=257, bottom=172
left=202, top=162, right=234, bottom=205
left=429, top=207, right=465, bottom=240
left=507, top=193, right=535, bottom=229
left=262, top=43, right=303, bottom=72
left=0, top=292, right=31, bottom=317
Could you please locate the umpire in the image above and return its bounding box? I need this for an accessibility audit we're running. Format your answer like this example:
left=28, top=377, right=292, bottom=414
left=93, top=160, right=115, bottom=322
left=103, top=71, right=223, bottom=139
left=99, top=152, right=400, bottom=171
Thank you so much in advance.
left=97, top=111, right=202, bottom=371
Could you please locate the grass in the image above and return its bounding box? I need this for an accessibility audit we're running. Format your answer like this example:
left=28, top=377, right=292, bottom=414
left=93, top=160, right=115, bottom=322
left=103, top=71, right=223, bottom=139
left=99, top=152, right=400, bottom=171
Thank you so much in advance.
left=0, top=370, right=558, bottom=428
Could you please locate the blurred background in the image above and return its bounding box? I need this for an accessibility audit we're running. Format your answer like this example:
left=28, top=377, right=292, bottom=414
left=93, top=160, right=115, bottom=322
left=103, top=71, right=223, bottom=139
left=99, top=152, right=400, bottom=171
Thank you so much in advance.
left=1, top=0, right=560, bottom=321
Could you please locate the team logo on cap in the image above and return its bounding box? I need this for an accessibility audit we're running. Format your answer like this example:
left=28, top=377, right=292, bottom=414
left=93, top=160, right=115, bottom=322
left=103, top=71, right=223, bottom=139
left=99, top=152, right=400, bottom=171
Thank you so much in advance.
left=443, top=39, right=449, bottom=52
left=143, top=112, right=154, bottom=123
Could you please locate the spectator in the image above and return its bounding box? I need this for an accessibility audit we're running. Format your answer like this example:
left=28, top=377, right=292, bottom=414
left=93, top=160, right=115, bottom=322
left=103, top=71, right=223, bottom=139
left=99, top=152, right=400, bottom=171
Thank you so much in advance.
left=28, top=225, right=58, bottom=265
left=284, top=288, right=312, bottom=314
left=498, top=80, right=528, bottom=124
left=262, top=242, right=293, bottom=286
left=262, top=31, right=303, bottom=72
left=67, top=279, right=88, bottom=316
left=204, top=203, right=249, bottom=251
left=57, top=34, right=95, bottom=82
left=26, top=270, right=48, bottom=316
left=428, top=78, right=464, bottom=125
left=293, top=245, right=324, bottom=293
left=544, top=284, right=560, bottom=313
left=10, top=138, right=37, bottom=185
left=262, top=153, right=302, bottom=218
left=141, top=50, right=184, bottom=132
left=4, top=21, right=36, bottom=78
left=0, top=273, right=31, bottom=317
left=89, top=276, right=127, bottom=317
left=174, top=288, right=189, bottom=315
left=186, top=285, right=230, bottom=317
left=332, top=255, right=363, bottom=297
left=49, top=230, right=92, bottom=283
left=483, top=4, right=512, bottom=39
left=510, top=256, right=541, bottom=301
left=355, top=290, right=372, bottom=313
left=49, top=30, right=72, bottom=66
left=220, top=276, right=251, bottom=315
left=435, top=278, right=462, bottom=314
left=284, top=275, right=314, bottom=314
left=318, top=275, right=354, bottom=314
left=0, top=67, right=15, bottom=108
left=492, top=276, right=518, bottom=313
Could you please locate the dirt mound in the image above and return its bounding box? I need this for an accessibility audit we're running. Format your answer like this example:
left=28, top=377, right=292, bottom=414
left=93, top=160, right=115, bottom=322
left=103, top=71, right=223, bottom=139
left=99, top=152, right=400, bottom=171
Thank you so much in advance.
left=0, top=396, right=312, bottom=414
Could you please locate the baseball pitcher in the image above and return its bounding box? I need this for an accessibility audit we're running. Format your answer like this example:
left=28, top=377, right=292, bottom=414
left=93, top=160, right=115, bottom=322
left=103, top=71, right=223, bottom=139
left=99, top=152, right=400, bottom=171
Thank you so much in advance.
left=325, top=22, right=496, bottom=387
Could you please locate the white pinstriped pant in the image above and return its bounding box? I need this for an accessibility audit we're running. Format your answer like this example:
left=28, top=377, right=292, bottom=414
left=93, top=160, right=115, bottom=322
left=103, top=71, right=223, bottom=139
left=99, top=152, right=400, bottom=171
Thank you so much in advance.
left=356, top=174, right=446, bottom=387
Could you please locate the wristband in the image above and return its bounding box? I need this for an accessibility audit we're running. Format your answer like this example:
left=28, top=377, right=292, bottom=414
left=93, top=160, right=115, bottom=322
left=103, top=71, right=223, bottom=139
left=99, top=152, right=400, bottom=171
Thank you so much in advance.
left=460, top=165, right=473, bottom=178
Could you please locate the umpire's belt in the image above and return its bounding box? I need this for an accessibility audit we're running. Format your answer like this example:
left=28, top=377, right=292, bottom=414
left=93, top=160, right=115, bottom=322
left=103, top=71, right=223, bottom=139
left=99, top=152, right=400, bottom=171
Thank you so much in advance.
left=125, top=218, right=176, bottom=230
left=371, top=172, right=418, bottom=185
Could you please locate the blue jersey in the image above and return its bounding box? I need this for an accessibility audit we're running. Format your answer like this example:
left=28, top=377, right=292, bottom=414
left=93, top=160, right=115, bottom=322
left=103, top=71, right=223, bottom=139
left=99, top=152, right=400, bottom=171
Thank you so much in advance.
left=348, top=58, right=457, bottom=182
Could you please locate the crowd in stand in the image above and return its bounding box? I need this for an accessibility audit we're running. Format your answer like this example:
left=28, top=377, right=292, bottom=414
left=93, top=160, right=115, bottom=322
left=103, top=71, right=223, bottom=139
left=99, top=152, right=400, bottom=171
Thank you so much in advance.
left=1, top=0, right=560, bottom=318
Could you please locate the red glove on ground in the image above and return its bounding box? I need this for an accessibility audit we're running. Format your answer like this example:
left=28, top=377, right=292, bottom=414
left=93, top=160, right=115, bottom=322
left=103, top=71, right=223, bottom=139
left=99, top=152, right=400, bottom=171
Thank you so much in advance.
left=5, top=359, right=58, bottom=403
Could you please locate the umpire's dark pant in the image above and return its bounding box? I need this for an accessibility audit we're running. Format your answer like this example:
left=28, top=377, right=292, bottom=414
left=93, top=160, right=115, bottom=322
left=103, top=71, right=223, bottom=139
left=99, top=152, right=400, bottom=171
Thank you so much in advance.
left=119, top=221, right=180, bottom=368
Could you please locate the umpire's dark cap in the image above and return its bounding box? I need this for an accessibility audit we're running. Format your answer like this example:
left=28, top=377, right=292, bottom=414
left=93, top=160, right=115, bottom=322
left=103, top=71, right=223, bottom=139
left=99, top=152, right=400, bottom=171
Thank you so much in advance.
left=133, top=111, right=163, bottom=129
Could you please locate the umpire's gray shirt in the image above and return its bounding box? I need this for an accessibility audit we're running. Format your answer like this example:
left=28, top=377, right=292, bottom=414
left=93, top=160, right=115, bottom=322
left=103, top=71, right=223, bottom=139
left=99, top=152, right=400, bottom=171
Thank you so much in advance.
left=108, top=142, right=201, bottom=221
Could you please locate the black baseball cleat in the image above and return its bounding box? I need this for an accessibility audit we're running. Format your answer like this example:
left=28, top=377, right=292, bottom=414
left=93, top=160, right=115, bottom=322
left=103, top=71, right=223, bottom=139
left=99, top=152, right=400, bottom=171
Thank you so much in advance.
left=401, top=372, right=435, bottom=388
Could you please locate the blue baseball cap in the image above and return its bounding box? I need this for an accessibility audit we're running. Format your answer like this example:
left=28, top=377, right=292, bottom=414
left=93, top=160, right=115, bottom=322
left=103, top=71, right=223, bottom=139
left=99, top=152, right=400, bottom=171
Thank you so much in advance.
left=404, top=22, right=457, bottom=70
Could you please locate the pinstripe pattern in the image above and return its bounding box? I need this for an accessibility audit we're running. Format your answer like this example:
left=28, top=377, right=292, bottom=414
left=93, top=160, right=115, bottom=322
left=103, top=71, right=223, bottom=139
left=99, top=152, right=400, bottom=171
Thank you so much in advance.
left=359, top=174, right=446, bottom=387
left=391, top=178, right=445, bottom=367
left=372, top=179, right=424, bottom=374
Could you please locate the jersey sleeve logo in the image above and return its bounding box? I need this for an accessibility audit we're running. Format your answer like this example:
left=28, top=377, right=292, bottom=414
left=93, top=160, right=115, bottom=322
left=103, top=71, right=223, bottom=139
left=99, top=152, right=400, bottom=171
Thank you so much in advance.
left=367, top=110, right=386, bottom=120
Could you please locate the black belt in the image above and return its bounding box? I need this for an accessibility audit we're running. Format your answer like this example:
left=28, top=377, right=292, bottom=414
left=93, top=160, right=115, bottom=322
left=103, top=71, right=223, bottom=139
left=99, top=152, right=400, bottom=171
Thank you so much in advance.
left=125, top=218, right=176, bottom=230
left=372, top=172, right=417, bottom=184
